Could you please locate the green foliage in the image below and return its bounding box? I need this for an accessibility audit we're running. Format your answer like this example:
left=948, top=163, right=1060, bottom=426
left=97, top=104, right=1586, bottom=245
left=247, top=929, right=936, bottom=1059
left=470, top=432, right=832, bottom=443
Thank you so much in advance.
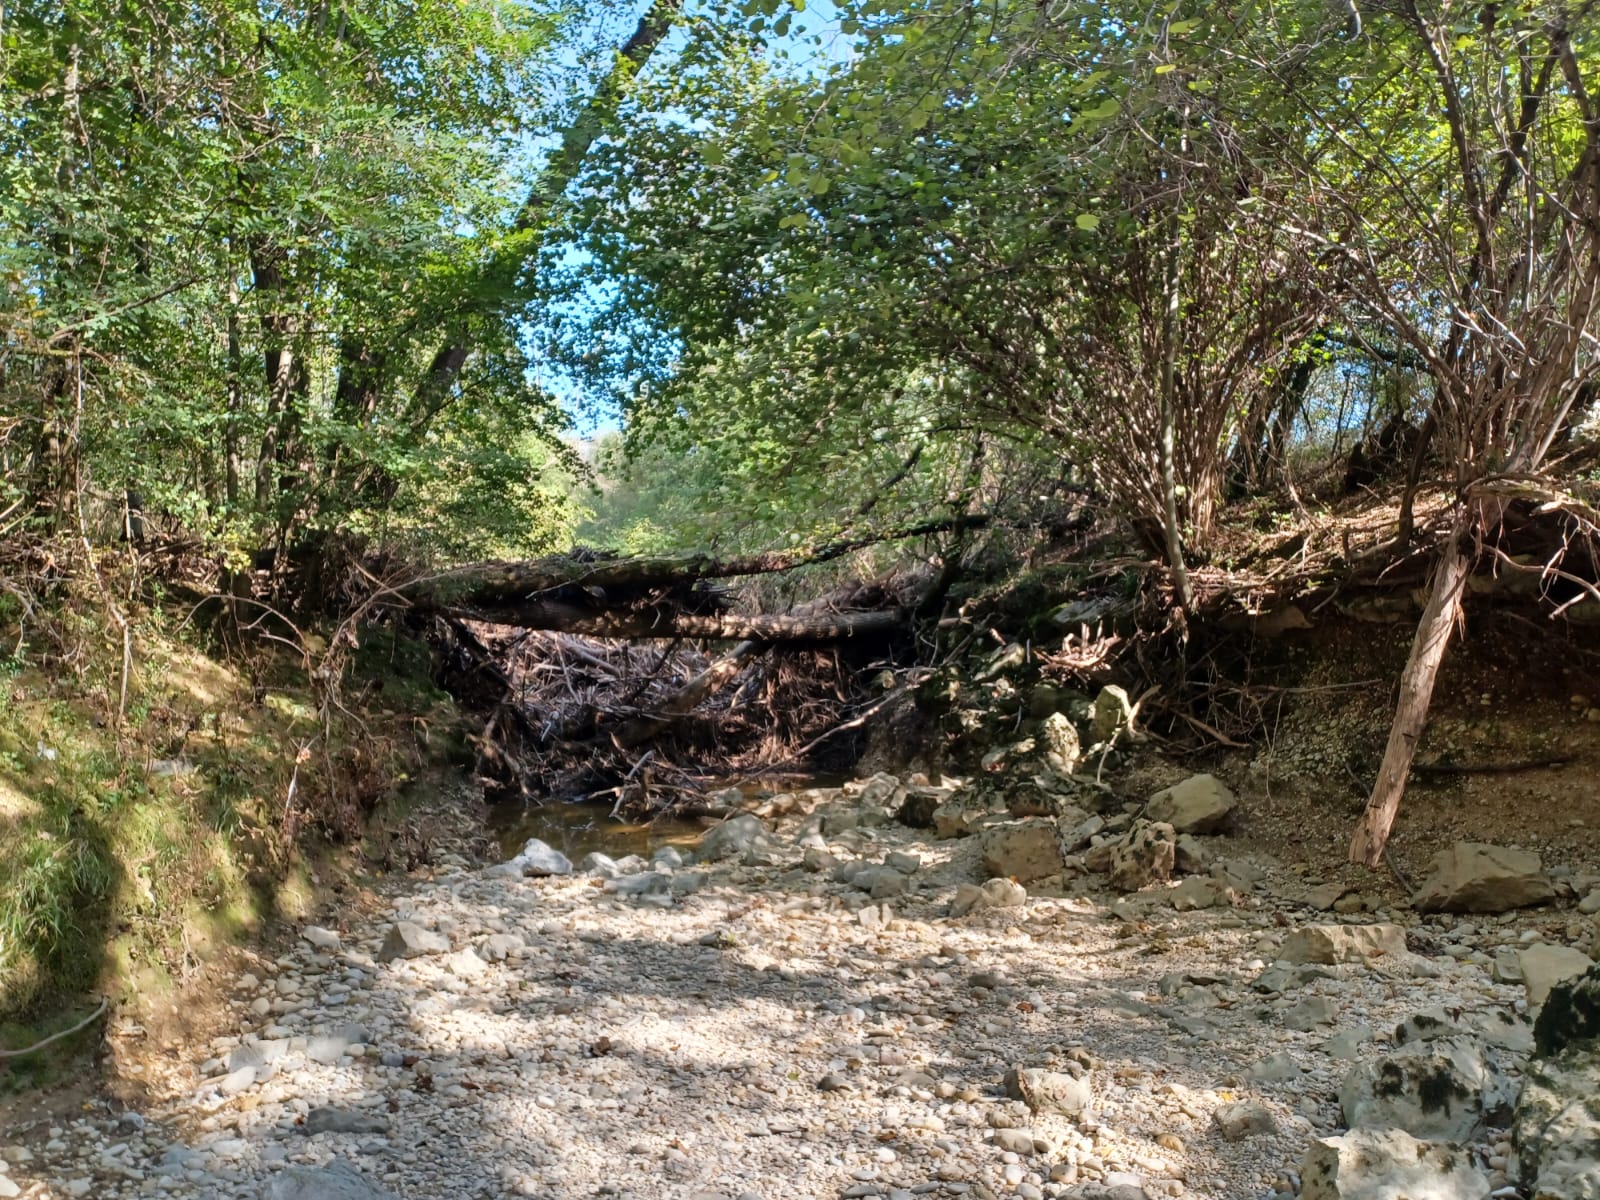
left=552, top=0, right=1600, bottom=560
left=0, top=0, right=615, bottom=562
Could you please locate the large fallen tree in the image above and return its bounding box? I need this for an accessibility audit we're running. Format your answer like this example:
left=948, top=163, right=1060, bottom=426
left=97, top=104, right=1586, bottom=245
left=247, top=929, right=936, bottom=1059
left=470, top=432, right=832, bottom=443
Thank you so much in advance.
left=398, top=517, right=983, bottom=643
left=432, top=596, right=905, bottom=642
left=403, top=516, right=984, bottom=610
left=408, top=521, right=984, bottom=805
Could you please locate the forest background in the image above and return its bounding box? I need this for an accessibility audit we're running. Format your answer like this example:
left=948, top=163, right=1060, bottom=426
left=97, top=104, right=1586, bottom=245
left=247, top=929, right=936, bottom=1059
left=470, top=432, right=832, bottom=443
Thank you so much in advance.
left=4, top=0, right=1600, bottom=1025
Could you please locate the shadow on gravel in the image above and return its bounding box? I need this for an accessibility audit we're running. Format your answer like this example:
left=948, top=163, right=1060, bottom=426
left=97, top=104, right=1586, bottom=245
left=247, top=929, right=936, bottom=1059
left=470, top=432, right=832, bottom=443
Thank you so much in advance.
left=247, top=864, right=1271, bottom=1200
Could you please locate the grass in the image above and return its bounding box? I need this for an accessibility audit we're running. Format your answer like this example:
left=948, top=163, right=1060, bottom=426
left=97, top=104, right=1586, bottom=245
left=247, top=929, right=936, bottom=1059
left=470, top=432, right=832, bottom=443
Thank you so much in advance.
left=0, top=596, right=464, bottom=1083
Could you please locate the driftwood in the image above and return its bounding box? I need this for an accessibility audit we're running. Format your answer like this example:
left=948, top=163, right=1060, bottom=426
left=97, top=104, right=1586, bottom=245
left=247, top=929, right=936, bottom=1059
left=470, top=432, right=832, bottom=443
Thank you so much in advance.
left=410, top=522, right=989, bottom=807
left=438, top=599, right=906, bottom=643
left=407, top=515, right=987, bottom=610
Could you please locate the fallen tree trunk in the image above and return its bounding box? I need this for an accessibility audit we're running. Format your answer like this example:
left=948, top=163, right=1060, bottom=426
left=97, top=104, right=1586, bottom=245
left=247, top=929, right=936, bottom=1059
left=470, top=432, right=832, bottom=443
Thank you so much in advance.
left=410, top=515, right=988, bottom=606
left=439, top=600, right=905, bottom=643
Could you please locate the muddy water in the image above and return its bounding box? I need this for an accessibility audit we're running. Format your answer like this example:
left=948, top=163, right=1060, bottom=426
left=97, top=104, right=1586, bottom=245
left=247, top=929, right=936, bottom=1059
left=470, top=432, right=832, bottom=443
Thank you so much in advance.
left=486, top=775, right=844, bottom=861
left=486, top=800, right=713, bottom=862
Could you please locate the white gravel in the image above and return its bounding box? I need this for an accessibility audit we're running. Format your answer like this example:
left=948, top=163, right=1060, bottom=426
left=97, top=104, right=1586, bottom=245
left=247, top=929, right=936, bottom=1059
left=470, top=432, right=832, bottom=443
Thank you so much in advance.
left=2, top=800, right=1547, bottom=1200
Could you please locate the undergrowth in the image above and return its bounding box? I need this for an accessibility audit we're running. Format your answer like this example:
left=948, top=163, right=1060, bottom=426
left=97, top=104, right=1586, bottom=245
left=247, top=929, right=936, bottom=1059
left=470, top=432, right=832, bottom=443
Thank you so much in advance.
left=0, top=543, right=465, bottom=1081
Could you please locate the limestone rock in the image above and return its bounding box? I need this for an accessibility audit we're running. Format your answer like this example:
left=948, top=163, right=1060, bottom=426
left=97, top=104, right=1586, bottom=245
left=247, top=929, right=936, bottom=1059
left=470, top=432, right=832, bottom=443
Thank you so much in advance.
left=1514, top=1042, right=1600, bottom=1200
left=1212, top=1100, right=1278, bottom=1141
left=444, top=947, right=486, bottom=977
left=980, top=820, right=1067, bottom=883
left=932, top=794, right=999, bottom=839
left=263, top=1162, right=397, bottom=1200
left=512, top=837, right=573, bottom=877
left=1168, top=876, right=1235, bottom=912
left=1395, top=1007, right=1534, bottom=1054
left=1174, top=834, right=1210, bottom=874
left=1519, top=944, right=1596, bottom=1010
left=1280, top=923, right=1409, bottom=967
left=300, top=925, right=340, bottom=952
left=950, top=878, right=1028, bottom=918
left=1413, top=842, right=1555, bottom=913
left=377, top=921, right=449, bottom=963
left=1145, top=774, right=1236, bottom=834
left=895, top=786, right=949, bottom=829
left=698, top=814, right=769, bottom=862
left=1339, top=1037, right=1505, bottom=1141
left=850, top=865, right=910, bottom=899
left=1006, top=787, right=1089, bottom=825
left=853, top=772, right=904, bottom=808
left=1004, top=1066, right=1093, bottom=1120
left=1039, top=712, right=1081, bottom=776
left=1299, top=1128, right=1491, bottom=1200
left=801, top=847, right=836, bottom=873
left=1105, top=820, right=1176, bottom=892
left=1091, top=685, right=1133, bottom=744
left=303, top=1108, right=388, bottom=1136
left=1534, top=963, right=1600, bottom=1057
left=1285, top=995, right=1340, bottom=1031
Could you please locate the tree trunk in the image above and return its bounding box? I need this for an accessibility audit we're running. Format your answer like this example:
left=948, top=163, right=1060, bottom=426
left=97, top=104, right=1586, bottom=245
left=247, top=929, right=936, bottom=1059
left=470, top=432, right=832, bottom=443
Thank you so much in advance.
left=1158, top=203, right=1195, bottom=613
left=224, top=276, right=244, bottom=510
left=411, top=515, right=988, bottom=605
left=1349, top=508, right=1472, bottom=866
left=250, top=247, right=301, bottom=510
left=27, top=358, right=76, bottom=530
left=447, top=600, right=903, bottom=644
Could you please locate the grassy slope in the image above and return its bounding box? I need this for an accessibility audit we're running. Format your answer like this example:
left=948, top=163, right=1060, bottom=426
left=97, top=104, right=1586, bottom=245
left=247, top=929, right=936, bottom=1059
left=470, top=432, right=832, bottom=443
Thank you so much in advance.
left=0, top=599, right=464, bottom=1081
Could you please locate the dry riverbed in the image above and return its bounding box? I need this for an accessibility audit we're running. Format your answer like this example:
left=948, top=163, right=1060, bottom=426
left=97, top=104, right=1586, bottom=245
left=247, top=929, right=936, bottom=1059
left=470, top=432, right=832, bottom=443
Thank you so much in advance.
left=1, top=776, right=1594, bottom=1200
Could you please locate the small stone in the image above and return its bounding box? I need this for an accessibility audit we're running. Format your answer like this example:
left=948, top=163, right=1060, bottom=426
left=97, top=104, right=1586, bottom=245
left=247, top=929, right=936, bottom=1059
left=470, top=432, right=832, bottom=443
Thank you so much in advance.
left=512, top=837, right=573, bottom=877
left=263, top=1162, right=397, bottom=1199
left=1284, top=996, right=1339, bottom=1031
left=1168, top=876, right=1232, bottom=912
left=303, top=1107, right=389, bottom=1135
left=1003, top=1066, right=1093, bottom=1119
left=300, top=925, right=341, bottom=952
left=802, top=847, right=836, bottom=873
left=1213, top=1100, right=1278, bottom=1141
left=377, top=921, right=449, bottom=962
left=886, top=850, right=922, bottom=875
left=950, top=878, right=1027, bottom=918
left=1246, top=1051, right=1303, bottom=1082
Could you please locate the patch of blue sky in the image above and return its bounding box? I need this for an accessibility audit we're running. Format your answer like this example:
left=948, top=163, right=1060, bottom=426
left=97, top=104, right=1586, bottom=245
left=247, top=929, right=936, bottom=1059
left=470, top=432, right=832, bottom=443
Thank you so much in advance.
left=517, top=1, right=855, bottom=437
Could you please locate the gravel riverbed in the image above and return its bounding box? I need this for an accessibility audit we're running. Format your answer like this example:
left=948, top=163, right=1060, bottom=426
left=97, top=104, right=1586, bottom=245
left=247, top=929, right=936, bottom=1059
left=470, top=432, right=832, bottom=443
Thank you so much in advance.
left=0, top=790, right=1557, bottom=1200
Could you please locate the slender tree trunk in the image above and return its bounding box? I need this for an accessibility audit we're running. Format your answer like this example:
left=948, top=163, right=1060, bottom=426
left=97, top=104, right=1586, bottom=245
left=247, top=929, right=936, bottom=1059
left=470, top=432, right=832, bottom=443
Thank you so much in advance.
left=249, top=247, right=307, bottom=516
left=1158, top=206, right=1195, bottom=613
left=27, top=358, right=76, bottom=530
left=224, top=276, right=244, bottom=510
left=1349, top=507, right=1472, bottom=866
left=1395, top=409, right=1437, bottom=548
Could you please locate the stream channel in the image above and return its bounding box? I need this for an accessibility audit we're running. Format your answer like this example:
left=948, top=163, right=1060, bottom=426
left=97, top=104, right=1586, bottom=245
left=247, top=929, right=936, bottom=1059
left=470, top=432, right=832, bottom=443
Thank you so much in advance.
left=484, top=774, right=848, bottom=861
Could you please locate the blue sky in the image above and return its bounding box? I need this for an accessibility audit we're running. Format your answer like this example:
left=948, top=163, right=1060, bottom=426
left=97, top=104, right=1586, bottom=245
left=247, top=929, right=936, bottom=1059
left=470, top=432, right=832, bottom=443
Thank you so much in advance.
left=529, top=0, right=854, bottom=437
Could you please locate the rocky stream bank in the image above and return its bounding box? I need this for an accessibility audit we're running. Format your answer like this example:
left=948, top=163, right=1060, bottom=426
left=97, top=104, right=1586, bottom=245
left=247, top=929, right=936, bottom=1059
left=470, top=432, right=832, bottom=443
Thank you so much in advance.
left=5, top=739, right=1600, bottom=1200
